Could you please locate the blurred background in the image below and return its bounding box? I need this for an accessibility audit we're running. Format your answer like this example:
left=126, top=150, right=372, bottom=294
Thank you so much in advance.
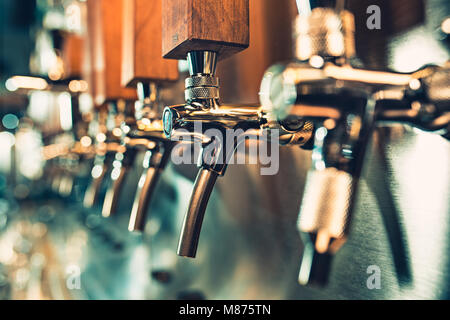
left=0, top=0, right=449, bottom=300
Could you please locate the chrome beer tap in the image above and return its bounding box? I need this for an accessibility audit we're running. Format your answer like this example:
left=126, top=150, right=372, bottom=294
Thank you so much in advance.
left=163, top=50, right=313, bottom=258
left=126, top=82, right=176, bottom=232
left=260, top=1, right=450, bottom=286
left=101, top=100, right=138, bottom=217
left=163, top=50, right=262, bottom=258
left=82, top=108, right=123, bottom=209
left=375, top=63, right=450, bottom=137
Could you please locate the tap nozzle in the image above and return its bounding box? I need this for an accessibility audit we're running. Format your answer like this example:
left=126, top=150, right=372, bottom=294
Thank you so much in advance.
left=102, top=148, right=137, bottom=217
left=83, top=153, right=112, bottom=208
left=128, top=141, right=173, bottom=232
left=177, top=168, right=218, bottom=257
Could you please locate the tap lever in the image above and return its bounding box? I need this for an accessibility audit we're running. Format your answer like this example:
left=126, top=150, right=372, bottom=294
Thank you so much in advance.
left=177, top=168, right=218, bottom=258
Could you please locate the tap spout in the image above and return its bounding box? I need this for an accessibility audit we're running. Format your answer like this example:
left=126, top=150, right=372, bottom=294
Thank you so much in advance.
left=128, top=143, right=173, bottom=232
left=83, top=152, right=114, bottom=208
left=102, top=148, right=137, bottom=217
left=177, top=168, right=218, bottom=258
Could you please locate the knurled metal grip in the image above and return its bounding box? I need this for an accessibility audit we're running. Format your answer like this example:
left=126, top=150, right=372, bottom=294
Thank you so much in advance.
left=298, top=167, right=353, bottom=243
left=184, top=75, right=220, bottom=102
left=185, top=75, right=219, bottom=88
left=295, top=8, right=355, bottom=61
left=185, top=87, right=220, bottom=101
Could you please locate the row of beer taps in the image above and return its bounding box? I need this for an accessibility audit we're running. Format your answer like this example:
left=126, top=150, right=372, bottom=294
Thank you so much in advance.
left=44, top=0, right=449, bottom=287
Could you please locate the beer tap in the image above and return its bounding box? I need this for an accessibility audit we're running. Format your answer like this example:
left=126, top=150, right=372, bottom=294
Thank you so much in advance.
left=30, top=4, right=90, bottom=199
left=83, top=0, right=137, bottom=211
left=259, top=0, right=449, bottom=286
left=161, top=0, right=253, bottom=258
left=99, top=0, right=179, bottom=227
left=161, top=0, right=313, bottom=258
left=83, top=106, right=124, bottom=209
left=101, top=99, right=138, bottom=217
left=163, top=50, right=267, bottom=258
left=375, top=63, right=450, bottom=137
left=126, top=83, right=177, bottom=231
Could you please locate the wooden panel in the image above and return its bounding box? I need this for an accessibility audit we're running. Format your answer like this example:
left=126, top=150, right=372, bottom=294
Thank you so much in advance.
left=87, top=0, right=136, bottom=105
left=387, top=0, right=424, bottom=35
left=162, top=0, right=249, bottom=60
left=121, top=0, right=178, bottom=87
left=347, top=0, right=425, bottom=70
left=218, top=0, right=297, bottom=104
left=62, top=34, right=83, bottom=80
left=83, top=0, right=96, bottom=103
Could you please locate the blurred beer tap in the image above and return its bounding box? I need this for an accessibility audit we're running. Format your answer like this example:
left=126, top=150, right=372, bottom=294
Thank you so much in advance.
left=82, top=0, right=137, bottom=212
left=32, top=9, right=92, bottom=199
left=259, top=0, right=450, bottom=286
left=126, top=82, right=177, bottom=231
left=259, top=1, right=396, bottom=286
left=99, top=0, right=180, bottom=229
left=82, top=106, right=124, bottom=209
left=375, top=63, right=450, bottom=138
left=100, top=99, right=137, bottom=217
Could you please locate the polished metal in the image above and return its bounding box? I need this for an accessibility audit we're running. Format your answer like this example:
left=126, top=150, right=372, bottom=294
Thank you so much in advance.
left=375, top=64, right=450, bottom=136
left=164, top=50, right=314, bottom=258
left=177, top=169, right=218, bottom=257
left=17, top=0, right=449, bottom=300
left=101, top=147, right=137, bottom=217
left=83, top=151, right=114, bottom=209
left=187, top=51, right=218, bottom=76
left=185, top=51, right=220, bottom=104
left=126, top=82, right=178, bottom=232
left=294, top=8, right=355, bottom=61
left=298, top=168, right=353, bottom=285
left=128, top=144, right=173, bottom=232
left=260, top=5, right=449, bottom=286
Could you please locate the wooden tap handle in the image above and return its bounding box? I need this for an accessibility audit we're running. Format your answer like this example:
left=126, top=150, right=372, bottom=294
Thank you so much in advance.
left=122, top=0, right=179, bottom=87
left=62, top=34, right=84, bottom=80
left=87, top=0, right=136, bottom=105
left=162, top=0, right=249, bottom=60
